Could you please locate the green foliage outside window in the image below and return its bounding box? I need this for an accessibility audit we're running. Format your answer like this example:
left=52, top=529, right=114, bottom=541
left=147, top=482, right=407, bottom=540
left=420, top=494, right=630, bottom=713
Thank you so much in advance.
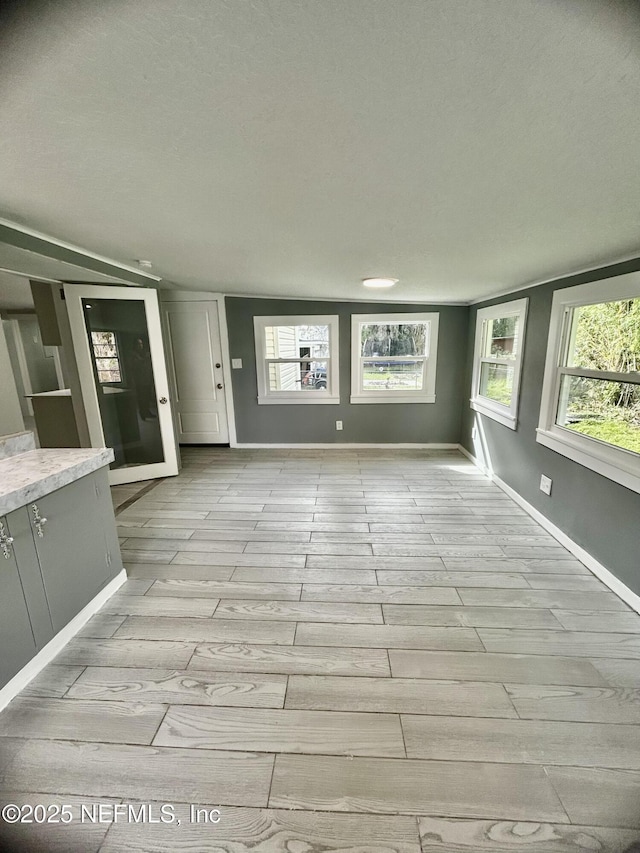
left=562, top=299, right=640, bottom=453
left=361, top=324, right=426, bottom=357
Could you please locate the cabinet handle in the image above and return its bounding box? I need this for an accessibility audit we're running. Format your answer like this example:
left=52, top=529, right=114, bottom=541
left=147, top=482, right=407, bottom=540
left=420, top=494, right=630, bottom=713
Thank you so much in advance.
left=0, top=521, right=14, bottom=559
left=31, top=504, right=48, bottom=538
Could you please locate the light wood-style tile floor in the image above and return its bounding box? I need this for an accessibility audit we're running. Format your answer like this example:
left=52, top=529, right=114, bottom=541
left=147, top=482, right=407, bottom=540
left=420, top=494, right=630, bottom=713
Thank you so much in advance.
left=2, top=448, right=640, bottom=852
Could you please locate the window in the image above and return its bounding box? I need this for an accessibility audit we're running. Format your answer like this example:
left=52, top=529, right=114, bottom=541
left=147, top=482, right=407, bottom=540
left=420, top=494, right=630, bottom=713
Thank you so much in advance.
left=91, top=331, right=122, bottom=383
left=253, top=315, right=340, bottom=404
left=537, top=273, right=640, bottom=494
left=350, top=313, right=439, bottom=403
left=470, top=298, right=528, bottom=429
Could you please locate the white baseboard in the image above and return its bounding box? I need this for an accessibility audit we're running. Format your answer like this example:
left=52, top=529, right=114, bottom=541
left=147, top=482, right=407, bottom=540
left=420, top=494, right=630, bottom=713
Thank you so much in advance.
left=457, top=443, right=487, bottom=470
left=0, top=569, right=127, bottom=712
left=458, top=443, right=640, bottom=615
left=231, top=443, right=461, bottom=450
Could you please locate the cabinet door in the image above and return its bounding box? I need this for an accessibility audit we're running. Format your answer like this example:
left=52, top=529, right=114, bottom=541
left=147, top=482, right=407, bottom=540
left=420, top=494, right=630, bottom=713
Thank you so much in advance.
left=30, top=473, right=114, bottom=633
left=0, top=516, right=38, bottom=688
left=92, top=467, right=124, bottom=575
left=5, top=506, right=54, bottom=649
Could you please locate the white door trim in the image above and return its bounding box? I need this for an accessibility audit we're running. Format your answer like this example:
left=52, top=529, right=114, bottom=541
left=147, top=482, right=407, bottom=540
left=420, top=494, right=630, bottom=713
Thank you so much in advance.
left=159, top=290, right=236, bottom=446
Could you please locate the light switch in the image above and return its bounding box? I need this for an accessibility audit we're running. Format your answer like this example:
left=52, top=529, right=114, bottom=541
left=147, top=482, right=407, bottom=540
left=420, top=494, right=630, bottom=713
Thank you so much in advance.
left=231, top=359, right=243, bottom=369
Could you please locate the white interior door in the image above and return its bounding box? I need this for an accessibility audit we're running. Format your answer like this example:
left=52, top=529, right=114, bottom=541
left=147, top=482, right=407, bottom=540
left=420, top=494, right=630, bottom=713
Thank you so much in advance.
left=64, top=284, right=179, bottom=485
left=162, top=300, right=229, bottom=444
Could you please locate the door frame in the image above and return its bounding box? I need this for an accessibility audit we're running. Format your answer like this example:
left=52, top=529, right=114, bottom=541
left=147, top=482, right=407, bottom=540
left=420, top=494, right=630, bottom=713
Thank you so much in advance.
left=64, top=283, right=179, bottom=484
left=158, top=290, right=237, bottom=446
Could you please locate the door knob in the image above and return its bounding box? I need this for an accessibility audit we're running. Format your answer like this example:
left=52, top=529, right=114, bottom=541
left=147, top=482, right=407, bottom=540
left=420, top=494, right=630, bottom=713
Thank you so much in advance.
left=159, top=397, right=168, bottom=404
left=216, top=383, right=223, bottom=390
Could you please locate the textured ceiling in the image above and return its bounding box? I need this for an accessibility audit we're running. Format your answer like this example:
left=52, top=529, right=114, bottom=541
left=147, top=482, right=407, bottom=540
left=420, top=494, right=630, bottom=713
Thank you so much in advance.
left=0, top=0, right=639, bottom=303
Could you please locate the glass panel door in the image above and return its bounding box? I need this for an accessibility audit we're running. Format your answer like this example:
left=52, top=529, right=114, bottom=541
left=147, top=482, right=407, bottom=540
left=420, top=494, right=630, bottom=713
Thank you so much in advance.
left=64, top=285, right=179, bottom=485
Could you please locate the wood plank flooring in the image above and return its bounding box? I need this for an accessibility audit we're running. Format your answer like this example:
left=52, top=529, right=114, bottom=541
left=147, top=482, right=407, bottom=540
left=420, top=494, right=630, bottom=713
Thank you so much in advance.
left=2, top=447, right=640, bottom=852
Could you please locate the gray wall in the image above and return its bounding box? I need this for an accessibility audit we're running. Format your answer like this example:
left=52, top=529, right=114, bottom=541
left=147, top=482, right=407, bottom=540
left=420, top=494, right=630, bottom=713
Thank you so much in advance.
left=0, top=321, right=25, bottom=436
left=2, top=319, right=29, bottom=418
left=460, top=258, right=640, bottom=596
left=14, top=314, right=59, bottom=393
left=226, top=297, right=469, bottom=444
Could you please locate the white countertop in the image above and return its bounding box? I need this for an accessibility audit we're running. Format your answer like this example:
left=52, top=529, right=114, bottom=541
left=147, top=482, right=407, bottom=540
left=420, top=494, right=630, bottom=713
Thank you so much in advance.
left=0, top=446, right=114, bottom=516
left=27, top=389, right=73, bottom=398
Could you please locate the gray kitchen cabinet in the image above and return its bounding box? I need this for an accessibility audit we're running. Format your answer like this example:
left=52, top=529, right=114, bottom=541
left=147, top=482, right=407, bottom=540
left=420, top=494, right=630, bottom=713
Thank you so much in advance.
left=3, top=506, right=53, bottom=649
left=30, top=469, right=118, bottom=633
left=0, top=467, right=122, bottom=690
left=0, top=518, right=38, bottom=687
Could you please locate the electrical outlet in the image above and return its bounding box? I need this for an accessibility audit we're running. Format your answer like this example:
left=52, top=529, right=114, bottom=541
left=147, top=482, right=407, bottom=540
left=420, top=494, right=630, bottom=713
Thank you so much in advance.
left=540, top=474, right=552, bottom=496
left=336, top=420, right=343, bottom=431
left=231, top=359, right=243, bottom=369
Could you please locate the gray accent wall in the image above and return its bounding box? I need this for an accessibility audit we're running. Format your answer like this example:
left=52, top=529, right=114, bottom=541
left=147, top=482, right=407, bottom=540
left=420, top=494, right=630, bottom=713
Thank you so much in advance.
left=460, top=259, right=640, bottom=596
left=0, top=321, right=24, bottom=436
left=226, top=297, right=469, bottom=445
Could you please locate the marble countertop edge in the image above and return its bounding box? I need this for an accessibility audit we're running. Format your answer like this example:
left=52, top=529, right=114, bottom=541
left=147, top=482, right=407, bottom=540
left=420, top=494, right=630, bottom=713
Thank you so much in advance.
left=0, top=447, right=115, bottom=516
left=0, top=431, right=36, bottom=460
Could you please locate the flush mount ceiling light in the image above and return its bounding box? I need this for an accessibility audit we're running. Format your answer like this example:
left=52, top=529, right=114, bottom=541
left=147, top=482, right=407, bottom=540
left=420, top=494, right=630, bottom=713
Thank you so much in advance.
left=362, top=277, right=398, bottom=288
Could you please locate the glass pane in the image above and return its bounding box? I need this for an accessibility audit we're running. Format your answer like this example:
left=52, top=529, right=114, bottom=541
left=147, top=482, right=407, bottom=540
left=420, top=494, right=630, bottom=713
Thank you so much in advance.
left=91, top=331, right=116, bottom=346
left=95, top=357, right=121, bottom=372
left=361, top=359, right=424, bottom=391
left=93, top=344, right=118, bottom=358
left=567, top=298, right=640, bottom=373
left=268, top=361, right=328, bottom=392
left=479, top=362, right=514, bottom=406
left=360, top=323, right=428, bottom=357
left=82, top=299, right=164, bottom=469
left=97, top=370, right=121, bottom=383
left=484, top=316, right=519, bottom=359
left=264, top=324, right=330, bottom=360
left=556, top=375, right=640, bottom=454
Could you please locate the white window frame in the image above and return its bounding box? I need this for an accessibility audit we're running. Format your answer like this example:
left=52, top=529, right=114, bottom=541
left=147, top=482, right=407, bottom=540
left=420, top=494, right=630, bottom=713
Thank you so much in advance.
left=537, top=272, right=640, bottom=495
left=350, top=312, right=439, bottom=404
left=470, top=298, right=528, bottom=430
left=253, top=314, right=340, bottom=405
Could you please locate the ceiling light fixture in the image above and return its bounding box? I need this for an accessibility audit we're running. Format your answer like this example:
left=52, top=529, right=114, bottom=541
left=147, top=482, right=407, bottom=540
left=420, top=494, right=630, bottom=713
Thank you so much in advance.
left=362, top=277, right=398, bottom=288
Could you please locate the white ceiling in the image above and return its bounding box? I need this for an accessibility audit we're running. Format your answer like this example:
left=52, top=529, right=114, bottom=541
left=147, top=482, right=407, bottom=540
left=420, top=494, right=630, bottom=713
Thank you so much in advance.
left=0, top=0, right=639, bottom=303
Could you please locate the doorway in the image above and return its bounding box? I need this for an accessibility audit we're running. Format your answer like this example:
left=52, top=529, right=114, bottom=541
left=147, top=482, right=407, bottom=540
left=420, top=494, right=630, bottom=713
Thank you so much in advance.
left=161, top=298, right=230, bottom=444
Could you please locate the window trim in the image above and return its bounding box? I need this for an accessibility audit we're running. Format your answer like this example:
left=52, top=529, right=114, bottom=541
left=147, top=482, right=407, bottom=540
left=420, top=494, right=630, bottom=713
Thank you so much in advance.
left=470, top=298, right=528, bottom=430
left=350, top=312, right=439, bottom=404
left=253, top=314, right=340, bottom=405
left=536, top=273, right=640, bottom=495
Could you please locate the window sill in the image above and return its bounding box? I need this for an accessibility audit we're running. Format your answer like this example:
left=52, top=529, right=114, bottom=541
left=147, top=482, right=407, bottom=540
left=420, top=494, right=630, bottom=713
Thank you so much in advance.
left=257, top=395, right=340, bottom=405
left=536, top=427, right=640, bottom=496
left=350, top=394, right=436, bottom=405
left=470, top=399, right=517, bottom=430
